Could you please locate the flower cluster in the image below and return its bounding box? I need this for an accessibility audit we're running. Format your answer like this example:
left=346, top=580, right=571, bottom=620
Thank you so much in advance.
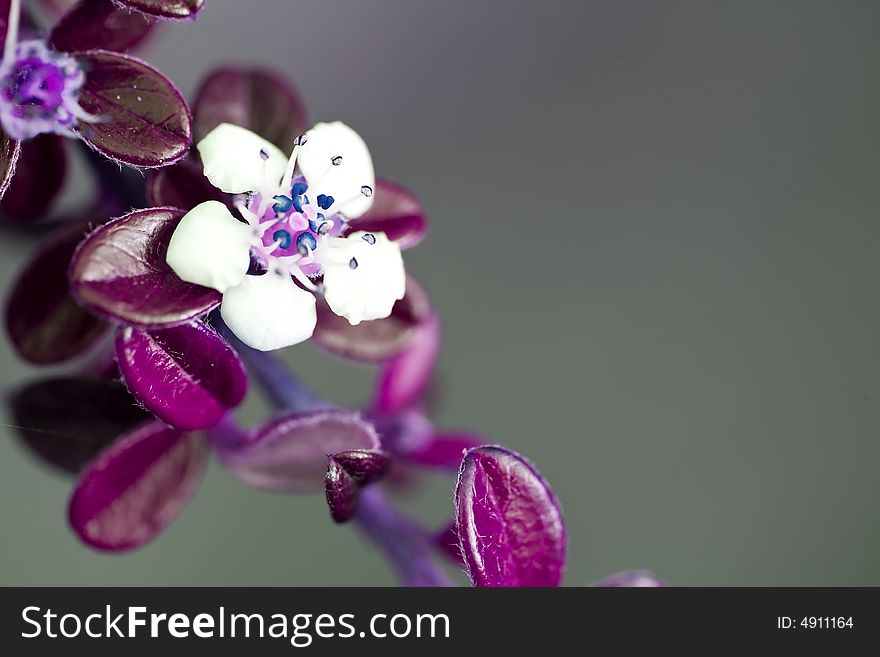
left=2, top=1, right=661, bottom=588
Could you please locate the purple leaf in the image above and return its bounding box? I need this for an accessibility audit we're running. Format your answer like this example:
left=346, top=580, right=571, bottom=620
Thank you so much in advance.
left=404, top=432, right=486, bottom=469
left=325, top=456, right=359, bottom=523
left=332, top=449, right=390, bottom=485
left=50, top=0, right=156, bottom=54
left=455, top=446, right=566, bottom=587
left=146, top=155, right=226, bottom=210
left=69, top=207, right=221, bottom=327
left=115, top=320, right=247, bottom=430
left=10, top=377, right=150, bottom=474
left=0, top=129, right=20, bottom=201
left=374, top=312, right=440, bottom=414
left=193, top=67, right=307, bottom=152
left=592, top=571, right=665, bottom=587
left=1, top=135, right=66, bottom=221
left=218, top=411, right=380, bottom=493
left=346, top=179, right=427, bottom=249
left=73, top=51, right=192, bottom=168
left=115, top=0, right=204, bottom=20
left=313, top=273, right=433, bottom=363
left=68, top=421, right=207, bottom=551
left=6, top=219, right=109, bottom=364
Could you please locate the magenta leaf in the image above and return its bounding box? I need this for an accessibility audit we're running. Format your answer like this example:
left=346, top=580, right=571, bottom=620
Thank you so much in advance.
left=0, top=129, right=20, bottom=201
left=218, top=411, right=380, bottom=493
left=1, top=135, right=66, bottom=221
left=592, top=571, right=665, bottom=587
left=346, top=179, right=427, bottom=249
left=6, top=220, right=109, bottom=364
left=193, top=67, right=307, bottom=152
left=50, top=0, right=156, bottom=53
left=146, top=155, right=226, bottom=210
left=73, top=51, right=192, bottom=168
left=314, top=274, right=433, bottom=363
left=332, top=449, right=390, bottom=485
left=10, top=377, right=150, bottom=474
left=69, top=207, right=221, bottom=327
left=115, top=320, right=247, bottom=430
left=405, top=432, right=486, bottom=469
left=325, top=456, right=359, bottom=523
left=374, top=312, right=440, bottom=414
left=455, top=446, right=566, bottom=587
left=115, top=0, right=204, bottom=20
left=68, top=421, right=207, bottom=551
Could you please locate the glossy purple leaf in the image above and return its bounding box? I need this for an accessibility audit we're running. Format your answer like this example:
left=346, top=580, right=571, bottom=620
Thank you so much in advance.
left=374, top=312, right=440, bottom=414
left=193, top=67, right=307, bottom=152
left=0, top=129, right=20, bottom=201
left=314, top=274, right=433, bottom=363
left=73, top=51, right=192, bottom=168
left=405, top=432, right=486, bottom=469
left=325, top=456, right=359, bottom=523
left=592, top=571, right=665, bottom=587
left=218, top=411, right=380, bottom=493
left=69, top=207, right=221, bottom=327
left=115, top=320, right=247, bottom=430
left=115, top=0, right=204, bottom=20
left=50, top=0, right=156, bottom=54
left=68, top=421, right=207, bottom=551
left=346, top=179, right=427, bottom=249
left=6, top=220, right=109, bottom=364
left=333, top=449, right=390, bottom=485
left=455, top=446, right=566, bottom=587
left=1, top=135, right=66, bottom=221
left=10, top=377, right=150, bottom=474
left=146, top=155, right=226, bottom=210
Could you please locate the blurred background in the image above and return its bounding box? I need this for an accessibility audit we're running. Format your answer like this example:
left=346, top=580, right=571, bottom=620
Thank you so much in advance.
left=2, top=0, right=880, bottom=586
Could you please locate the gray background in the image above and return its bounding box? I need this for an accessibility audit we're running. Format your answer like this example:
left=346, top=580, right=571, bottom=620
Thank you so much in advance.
left=2, top=0, right=879, bottom=585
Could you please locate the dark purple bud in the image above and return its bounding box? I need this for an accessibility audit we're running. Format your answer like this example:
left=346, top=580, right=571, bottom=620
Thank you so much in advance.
left=455, top=446, right=566, bottom=587
left=115, top=0, right=205, bottom=20
left=68, top=421, right=208, bottom=551
left=314, top=273, right=433, bottom=363
left=50, top=0, right=157, bottom=54
left=434, top=521, right=465, bottom=566
left=193, top=67, right=307, bottom=152
left=404, top=432, right=487, bottom=470
left=0, top=129, right=20, bottom=201
left=6, top=219, right=109, bottom=364
left=346, top=179, right=427, bottom=249
left=146, top=155, right=227, bottom=210
left=115, top=320, right=247, bottom=430
left=73, top=51, right=192, bottom=168
left=592, top=571, right=665, bottom=587
left=217, top=411, right=380, bottom=493
left=374, top=312, right=440, bottom=414
left=325, top=456, right=359, bottom=523
left=0, top=135, right=66, bottom=221
left=10, top=377, right=150, bottom=474
left=332, top=449, right=391, bottom=485
left=69, top=207, right=221, bottom=327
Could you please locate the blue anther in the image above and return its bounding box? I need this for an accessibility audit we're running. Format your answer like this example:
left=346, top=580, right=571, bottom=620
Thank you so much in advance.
left=296, top=232, right=318, bottom=255
left=272, top=195, right=293, bottom=213
left=272, top=229, right=292, bottom=249
left=317, top=194, right=335, bottom=210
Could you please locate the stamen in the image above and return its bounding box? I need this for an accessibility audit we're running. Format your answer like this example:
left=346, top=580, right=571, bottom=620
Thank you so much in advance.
left=331, top=155, right=343, bottom=166
left=4, top=0, right=21, bottom=65
left=360, top=185, right=374, bottom=198
left=296, top=232, right=318, bottom=256
left=361, top=233, right=376, bottom=245
left=349, top=257, right=359, bottom=270
left=282, top=134, right=308, bottom=190
left=325, top=185, right=374, bottom=217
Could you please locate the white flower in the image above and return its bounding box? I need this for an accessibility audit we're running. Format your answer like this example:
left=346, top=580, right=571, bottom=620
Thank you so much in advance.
left=165, top=122, right=406, bottom=351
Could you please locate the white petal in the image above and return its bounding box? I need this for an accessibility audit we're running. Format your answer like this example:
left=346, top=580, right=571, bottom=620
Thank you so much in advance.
left=298, top=121, right=375, bottom=219
left=198, top=123, right=288, bottom=194
left=166, top=201, right=252, bottom=293
left=220, top=270, right=317, bottom=351
left=319, top=231, right=406, bottom=325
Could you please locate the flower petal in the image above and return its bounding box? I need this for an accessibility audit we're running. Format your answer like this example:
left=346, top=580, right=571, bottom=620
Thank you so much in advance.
left=374, top=312, right=441, bottom=414
left=320, top=231, right=406, bottom=326
left=198, top=123, right=287, bottom=194
left=146, top=155, right=228, bottom=209
left=166, top=200, right=252, bottom=293
left=193, top=68, right=307, bottom=153
left=455, top=446, right=567, bottom=587
left=68, top=421, right=207, bottom=552
left=220, top=269, right=317, bottom=351
left=298, top=121, right=374, bottom=219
